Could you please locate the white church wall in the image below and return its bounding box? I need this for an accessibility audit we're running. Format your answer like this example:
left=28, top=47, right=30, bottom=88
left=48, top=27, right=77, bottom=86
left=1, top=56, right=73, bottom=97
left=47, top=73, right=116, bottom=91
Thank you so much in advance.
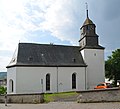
left=81, top=49, right=105, bottom=89
left=7, top=67, right=17, bottom=94
left=58, top=67, right=86, bottom=92
left=16, top=67, right=57, bottom=94
left=7, top=66, right=86, bottom=94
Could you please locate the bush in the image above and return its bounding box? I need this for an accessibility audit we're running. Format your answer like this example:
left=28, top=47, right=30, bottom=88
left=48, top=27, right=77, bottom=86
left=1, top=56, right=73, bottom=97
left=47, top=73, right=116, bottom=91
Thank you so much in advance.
left=0, top=86, right=7, bottom=94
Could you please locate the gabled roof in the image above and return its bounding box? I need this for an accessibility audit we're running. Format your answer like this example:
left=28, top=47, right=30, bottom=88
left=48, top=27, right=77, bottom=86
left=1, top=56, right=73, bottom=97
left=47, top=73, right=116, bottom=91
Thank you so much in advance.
left=6, top=43, right=86, bottom=68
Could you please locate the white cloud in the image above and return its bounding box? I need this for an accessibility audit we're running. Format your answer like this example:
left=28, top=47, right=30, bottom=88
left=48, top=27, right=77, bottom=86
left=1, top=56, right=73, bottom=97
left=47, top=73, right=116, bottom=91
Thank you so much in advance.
left=40, top=0, right=83, bottom=44
left=0, top=56, right=10, bottom=71
left=0, top=0, right=26, bottom=51
left=2, top=0, right=115, bottom=71
left=0, top=0, right=85, bottom=71
left=0, top=0, right=83, bottom=51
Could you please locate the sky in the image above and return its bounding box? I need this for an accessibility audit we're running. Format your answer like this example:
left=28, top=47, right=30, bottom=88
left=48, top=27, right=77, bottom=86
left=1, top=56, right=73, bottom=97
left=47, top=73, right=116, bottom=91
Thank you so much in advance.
left=0, top=0, right=120, bottom=71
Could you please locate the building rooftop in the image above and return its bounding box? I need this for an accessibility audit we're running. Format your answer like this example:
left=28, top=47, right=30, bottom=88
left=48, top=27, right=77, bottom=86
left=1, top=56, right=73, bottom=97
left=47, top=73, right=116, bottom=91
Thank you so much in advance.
left=7, top=43, right=87, bottom=68
left=83, top=17, right=94, bottom=26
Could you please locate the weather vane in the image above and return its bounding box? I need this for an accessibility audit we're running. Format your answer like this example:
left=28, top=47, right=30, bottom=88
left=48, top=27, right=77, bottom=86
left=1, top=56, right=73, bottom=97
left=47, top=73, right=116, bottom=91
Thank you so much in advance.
left=85, top=2, right=88, bottom=18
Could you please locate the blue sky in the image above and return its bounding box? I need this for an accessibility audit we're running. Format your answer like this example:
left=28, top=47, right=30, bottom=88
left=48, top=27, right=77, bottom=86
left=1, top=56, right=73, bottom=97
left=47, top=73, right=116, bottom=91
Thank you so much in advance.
left=0, top=0, right=120, bottom=71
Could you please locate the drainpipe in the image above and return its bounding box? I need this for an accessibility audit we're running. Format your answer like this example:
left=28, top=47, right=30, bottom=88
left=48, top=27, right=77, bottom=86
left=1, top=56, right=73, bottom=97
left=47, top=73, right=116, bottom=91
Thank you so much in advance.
left=57, top=67, right=58, bottom=92
left=41, top=79, right=43, bottom=93
left=85, top=67, right=87, bottom=90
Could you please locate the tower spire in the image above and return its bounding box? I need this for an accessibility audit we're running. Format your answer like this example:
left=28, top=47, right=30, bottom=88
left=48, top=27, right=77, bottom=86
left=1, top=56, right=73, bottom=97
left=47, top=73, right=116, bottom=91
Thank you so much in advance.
left=85, top=3, right=88, bottom=18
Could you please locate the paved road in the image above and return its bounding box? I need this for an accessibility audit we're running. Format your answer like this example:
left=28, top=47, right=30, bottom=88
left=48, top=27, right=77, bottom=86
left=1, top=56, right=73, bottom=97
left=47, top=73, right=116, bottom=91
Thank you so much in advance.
left=0, top=102, right=120, bottom=109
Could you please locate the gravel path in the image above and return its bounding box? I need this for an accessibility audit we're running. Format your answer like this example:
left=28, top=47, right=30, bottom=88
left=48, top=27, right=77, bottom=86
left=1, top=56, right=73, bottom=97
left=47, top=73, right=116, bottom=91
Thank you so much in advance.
left=0, top=102, right=120, bottom=109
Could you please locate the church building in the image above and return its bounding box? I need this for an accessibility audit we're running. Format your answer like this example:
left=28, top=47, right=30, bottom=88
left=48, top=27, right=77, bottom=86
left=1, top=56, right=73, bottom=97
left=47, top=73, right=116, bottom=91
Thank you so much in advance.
left=6, top=9, right=105, bottom=94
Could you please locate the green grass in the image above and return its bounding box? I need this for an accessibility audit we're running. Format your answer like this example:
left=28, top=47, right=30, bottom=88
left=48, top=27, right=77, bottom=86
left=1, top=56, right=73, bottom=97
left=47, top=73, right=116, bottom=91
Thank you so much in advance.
left=44, top=91, right=78, bottom=103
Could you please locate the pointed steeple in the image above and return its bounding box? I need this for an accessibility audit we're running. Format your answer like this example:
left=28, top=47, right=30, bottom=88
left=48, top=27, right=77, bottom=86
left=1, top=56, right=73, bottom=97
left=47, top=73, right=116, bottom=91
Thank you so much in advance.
left=79, top=4, right=104, bottom=50
left=80, top=3, right=96, bottom=36
left=82, top=3, right=94, bottom=27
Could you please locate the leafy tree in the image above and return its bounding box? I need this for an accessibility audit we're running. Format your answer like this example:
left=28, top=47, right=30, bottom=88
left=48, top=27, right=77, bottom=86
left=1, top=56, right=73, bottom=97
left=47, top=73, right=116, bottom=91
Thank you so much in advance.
left=105, top=49, right=120, bottom=86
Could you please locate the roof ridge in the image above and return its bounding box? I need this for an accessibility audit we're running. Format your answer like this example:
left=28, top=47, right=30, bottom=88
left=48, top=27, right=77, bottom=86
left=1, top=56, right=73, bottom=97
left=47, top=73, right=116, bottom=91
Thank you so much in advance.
left=19, top=43, right=80, bottom=48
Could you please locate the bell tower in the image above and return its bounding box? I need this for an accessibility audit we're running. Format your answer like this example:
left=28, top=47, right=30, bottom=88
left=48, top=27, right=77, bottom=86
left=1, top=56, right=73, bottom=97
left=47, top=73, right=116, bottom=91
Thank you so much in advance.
left=79, top=3, right=101, bottom=49
left=80, top=4, right=105, bottom=89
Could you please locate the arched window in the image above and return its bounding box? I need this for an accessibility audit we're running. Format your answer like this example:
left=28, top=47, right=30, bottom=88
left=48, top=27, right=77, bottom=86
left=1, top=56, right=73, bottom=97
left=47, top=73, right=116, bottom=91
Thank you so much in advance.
left=72, top=73, right=76, bottom=89
left=9, top=79, right=14, bottom=93
left=46, top=74, right=50, bottom=91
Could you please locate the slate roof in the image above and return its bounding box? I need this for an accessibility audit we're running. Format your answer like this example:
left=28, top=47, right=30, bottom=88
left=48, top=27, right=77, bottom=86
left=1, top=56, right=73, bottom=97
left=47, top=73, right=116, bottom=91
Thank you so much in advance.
left=6, top=43, right=86, bottom=68
left=80, top=45, right=105, bottom=50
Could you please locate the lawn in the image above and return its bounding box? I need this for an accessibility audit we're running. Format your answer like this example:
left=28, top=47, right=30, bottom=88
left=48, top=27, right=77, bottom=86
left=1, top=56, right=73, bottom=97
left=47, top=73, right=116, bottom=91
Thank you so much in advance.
left=44, top=91, right=79, bottom=103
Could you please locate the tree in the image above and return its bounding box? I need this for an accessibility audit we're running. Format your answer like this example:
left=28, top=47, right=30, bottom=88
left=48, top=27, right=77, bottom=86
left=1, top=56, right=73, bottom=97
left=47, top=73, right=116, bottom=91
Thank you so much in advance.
left=0, top=86, right=7, bottom=94
left=105, top=49, right=120, bottom=86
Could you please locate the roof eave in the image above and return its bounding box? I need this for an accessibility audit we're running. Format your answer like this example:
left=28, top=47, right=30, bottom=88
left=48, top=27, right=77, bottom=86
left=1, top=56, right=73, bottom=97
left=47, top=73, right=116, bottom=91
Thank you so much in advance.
left=79, top=45, right=105, bottom=51
left=6, top=64, right=87, bottom=68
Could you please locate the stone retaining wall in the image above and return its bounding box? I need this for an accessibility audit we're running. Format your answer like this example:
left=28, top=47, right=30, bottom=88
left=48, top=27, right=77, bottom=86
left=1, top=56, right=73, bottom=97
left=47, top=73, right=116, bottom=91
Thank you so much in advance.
left=1, top=88, right=120, bottom=103
left=77, top=88, right=120, bottom=103
left=0, top=93, right=44, bottom=104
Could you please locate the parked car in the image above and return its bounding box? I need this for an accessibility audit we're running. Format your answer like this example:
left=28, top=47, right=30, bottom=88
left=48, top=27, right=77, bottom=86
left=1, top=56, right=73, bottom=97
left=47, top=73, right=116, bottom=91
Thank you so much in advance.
left=94, top=82, right=112, bottom=89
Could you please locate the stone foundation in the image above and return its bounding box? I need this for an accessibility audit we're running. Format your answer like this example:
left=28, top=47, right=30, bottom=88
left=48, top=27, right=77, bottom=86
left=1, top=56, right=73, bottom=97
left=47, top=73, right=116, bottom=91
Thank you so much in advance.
left=77, top=88, right=120, bottom=103
left=1, top=88, right=120, bottom=103
left=0, top=93, right=44, bottom=103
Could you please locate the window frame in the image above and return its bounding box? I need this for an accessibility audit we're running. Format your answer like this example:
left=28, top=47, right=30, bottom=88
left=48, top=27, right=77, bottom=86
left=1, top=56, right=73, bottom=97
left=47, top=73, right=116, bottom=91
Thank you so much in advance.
left=72, top=73, right=76, bottom=89
left=46, top=73, right=50, bottom=91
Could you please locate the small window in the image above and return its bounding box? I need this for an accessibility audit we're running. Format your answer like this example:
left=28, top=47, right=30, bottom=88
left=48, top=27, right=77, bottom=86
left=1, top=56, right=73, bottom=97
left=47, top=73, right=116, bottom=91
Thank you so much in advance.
left=9, top=79, right=14, bottom=93
left=12, top=58, right=16, bottom=62
left=94, top=53, right=96, bottom=56
left=86, top=25, right=89, bottom=30
left=72, top=73, right=76, bottom=89
left=28, top=56, right=33, bottom=61
left=46, top=74, right=50, bottom=91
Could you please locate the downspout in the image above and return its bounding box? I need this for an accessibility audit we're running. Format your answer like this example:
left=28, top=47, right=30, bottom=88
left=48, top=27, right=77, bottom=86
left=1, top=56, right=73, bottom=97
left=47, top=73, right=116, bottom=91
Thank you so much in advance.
left=85, top=66, right=87, bottom=90
left=57, top=67, right=58, bottom=92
